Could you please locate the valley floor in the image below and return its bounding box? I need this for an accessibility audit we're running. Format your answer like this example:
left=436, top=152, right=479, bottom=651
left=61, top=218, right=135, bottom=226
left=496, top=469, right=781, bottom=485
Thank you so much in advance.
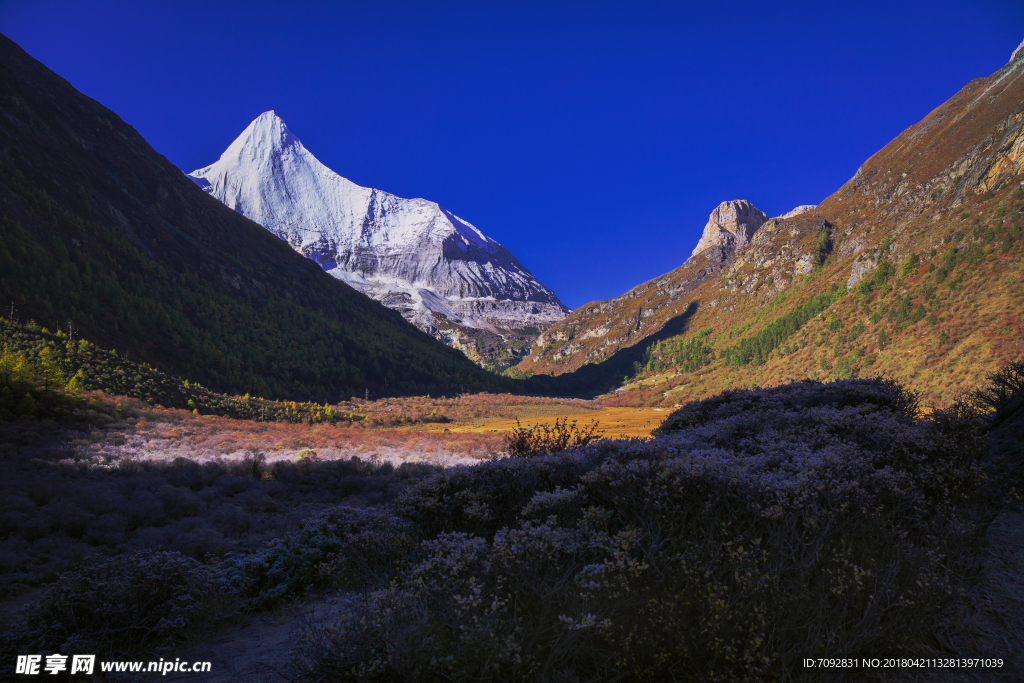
left=20, top=391, right=625, bottom=471
left=3, top=382, right=1022, bottom=680
left=140, top=388, right=1024, bottom=683
left=0, top=389, right=628, bottom=599
left=439, top=405, right=668, bottom=439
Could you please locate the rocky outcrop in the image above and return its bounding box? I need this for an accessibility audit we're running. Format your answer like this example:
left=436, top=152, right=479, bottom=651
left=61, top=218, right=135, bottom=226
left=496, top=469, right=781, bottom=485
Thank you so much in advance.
left=1011, top=37, right=1024, bottom=64
left=794, top=253, right=815, bottom=277
left=690, top=200, right=769, bottom=260
left=780, top=204, right=817, bottom=219
left=846, top=257, right=876, bottom=288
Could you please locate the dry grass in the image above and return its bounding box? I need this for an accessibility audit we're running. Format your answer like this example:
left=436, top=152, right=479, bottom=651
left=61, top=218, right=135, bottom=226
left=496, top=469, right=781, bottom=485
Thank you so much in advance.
left=444, top=406, right=665, bottom=438
left=65, top=392, right=621, bottom=467
left=55, top=394, right=495, bottom=467
left=347, top=392, right=603, bottom=425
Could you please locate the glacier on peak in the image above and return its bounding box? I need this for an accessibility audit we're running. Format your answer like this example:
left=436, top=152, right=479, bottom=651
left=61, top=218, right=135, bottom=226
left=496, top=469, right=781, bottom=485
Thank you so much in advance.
left=189, top=112, right=568, bottom=354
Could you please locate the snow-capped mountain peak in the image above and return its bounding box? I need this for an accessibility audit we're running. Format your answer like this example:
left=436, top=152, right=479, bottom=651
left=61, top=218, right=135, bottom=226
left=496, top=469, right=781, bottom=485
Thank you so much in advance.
left=189, top=112, right=568, bottom=364
left=231, top=110, right=297, bottom=154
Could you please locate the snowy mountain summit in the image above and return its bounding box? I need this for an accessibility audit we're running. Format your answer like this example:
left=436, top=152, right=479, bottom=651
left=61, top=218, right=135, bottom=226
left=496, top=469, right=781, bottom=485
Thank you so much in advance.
left=189, top=112, right=568, bottom=365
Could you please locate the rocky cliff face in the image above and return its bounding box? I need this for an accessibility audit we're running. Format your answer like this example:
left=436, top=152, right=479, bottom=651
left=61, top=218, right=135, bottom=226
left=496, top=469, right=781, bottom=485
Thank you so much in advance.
left=690, top=200, right=769, bottom=260
left=780, top=204, right=817, bottom=219
left=189, top=112, right=568, bottom=369
left=1011, top=38, right=1024, bottom=64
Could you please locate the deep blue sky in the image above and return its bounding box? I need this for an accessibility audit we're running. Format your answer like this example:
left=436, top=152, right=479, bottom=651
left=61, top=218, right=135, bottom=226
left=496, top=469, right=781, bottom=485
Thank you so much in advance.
left=2, top=1, right=1022, bottom=308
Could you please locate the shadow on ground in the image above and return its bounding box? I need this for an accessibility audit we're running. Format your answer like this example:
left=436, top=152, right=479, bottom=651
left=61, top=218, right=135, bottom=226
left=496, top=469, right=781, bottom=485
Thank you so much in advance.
left=520, top=301, right=700, bottom=399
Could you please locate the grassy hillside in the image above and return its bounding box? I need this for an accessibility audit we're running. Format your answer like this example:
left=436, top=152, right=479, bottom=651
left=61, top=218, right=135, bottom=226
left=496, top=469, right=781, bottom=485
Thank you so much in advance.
left=607, top=193, right=1023, bottom=407
left=0, top=33, right=512, bottom=402
left=516, top=52, right=1024, bottom=405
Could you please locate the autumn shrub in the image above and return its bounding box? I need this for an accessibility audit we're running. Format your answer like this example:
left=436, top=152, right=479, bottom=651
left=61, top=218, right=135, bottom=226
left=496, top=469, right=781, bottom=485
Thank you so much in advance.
left=391, top=445, right=613, bottom=539
left=968, top=361, right=1024, bottom=510
left=0, top=551, right=238, bottom=661
left=652, top=376, right=920, bottom=436
left=504, top=416, right=603, bottom=457
left=239, top=447, right=267, bottom=478
left=294, top=524, right=647, bottom=682
left=293, top=378, right=995, bottom=682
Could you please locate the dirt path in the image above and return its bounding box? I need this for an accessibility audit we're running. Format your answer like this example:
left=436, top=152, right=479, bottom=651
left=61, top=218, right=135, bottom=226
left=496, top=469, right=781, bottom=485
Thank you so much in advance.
left=133, top=595, right=346, bottom=683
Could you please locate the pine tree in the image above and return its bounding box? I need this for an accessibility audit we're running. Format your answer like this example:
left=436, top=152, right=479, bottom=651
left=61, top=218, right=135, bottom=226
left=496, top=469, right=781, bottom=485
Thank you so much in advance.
left=0, top=346, right=32, bottom=393
left=66, top=369, right=87, bottom=394
left=899, top=253, right=920, bottom=278
left=0, top=345, right=16, bottom=387
left=37, top=346, right=65, bottom=391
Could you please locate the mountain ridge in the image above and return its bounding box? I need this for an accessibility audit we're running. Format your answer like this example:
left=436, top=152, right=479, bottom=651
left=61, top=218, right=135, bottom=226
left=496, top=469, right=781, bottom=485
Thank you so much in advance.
left=0, top=33, right=513, bottom=401
left=517, top=46, right=1024, bottom=404
left=189, top=111, right=568, bottom=371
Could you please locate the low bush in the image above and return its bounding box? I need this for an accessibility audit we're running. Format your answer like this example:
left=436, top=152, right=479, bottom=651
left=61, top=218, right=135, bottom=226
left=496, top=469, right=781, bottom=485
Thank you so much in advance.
left=223, top=506, right=418, bottom=608
left=0, top=429, right=441, bottom=596
left=652, top=376, right=920, bottom=435
left=971, top=359, right=1024, bottom=423
left=293, top=378, right=997, bottom=682
left=969, top=360, right=1024, bottom=511
left=0, top=551, right=237, bottom=660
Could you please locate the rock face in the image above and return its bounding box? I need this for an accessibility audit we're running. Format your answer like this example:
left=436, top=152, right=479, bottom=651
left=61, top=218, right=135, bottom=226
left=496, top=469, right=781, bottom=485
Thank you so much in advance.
left=1011, top=37, right=1024, bottom=64
left=846, top=257, right=876, bottom=288
left=690, top=200, right=769, bottom=260
left=780, top=204, right=817, bottom=219
left=189, top=112, right=568, bottom=367
left=794, top=252, right=815, bottom=276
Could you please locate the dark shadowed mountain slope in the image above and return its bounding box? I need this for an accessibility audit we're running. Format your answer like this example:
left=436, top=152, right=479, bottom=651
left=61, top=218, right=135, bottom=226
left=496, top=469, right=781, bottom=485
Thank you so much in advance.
left=519, top=48, right=1024, bottom=404
left=0, top=33, right=513, bottom=401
